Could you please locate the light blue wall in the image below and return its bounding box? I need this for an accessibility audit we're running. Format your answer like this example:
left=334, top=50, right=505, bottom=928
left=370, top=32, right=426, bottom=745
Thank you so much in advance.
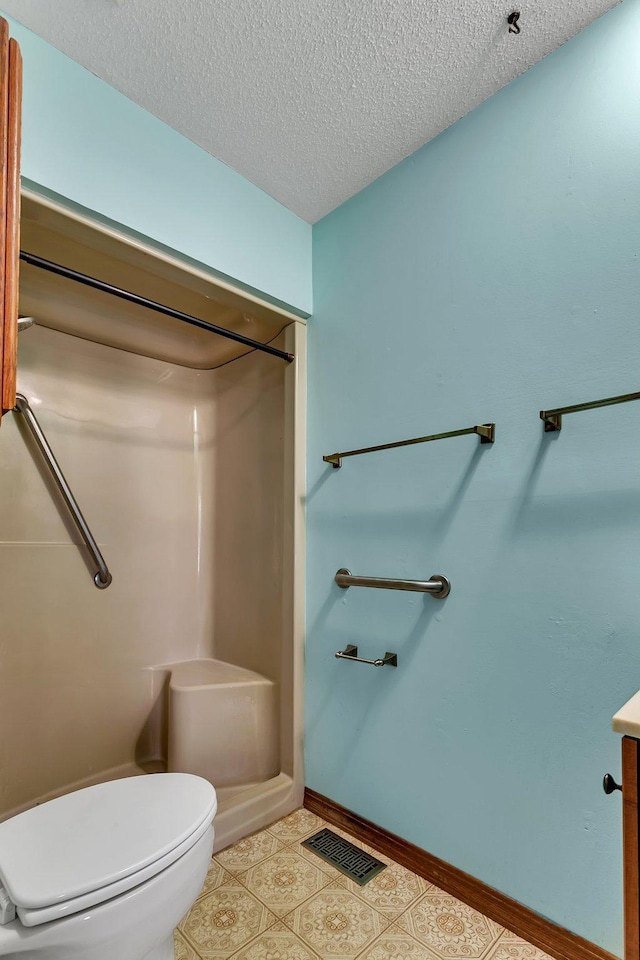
left=307, top=1, right=640, bottom=952
left=2, top=11, right=311, bottom=314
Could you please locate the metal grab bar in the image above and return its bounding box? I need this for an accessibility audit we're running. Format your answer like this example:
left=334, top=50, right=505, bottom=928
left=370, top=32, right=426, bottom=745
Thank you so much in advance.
left=13, top=394, right=112, bottom=589
left=334, top=568, right=450, bottom=598
left=335, top=644, right=398, bottom=667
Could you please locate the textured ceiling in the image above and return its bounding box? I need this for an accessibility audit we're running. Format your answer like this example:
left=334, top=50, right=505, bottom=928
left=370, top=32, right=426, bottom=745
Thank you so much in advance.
left=3, top=0, right=619, bottom=222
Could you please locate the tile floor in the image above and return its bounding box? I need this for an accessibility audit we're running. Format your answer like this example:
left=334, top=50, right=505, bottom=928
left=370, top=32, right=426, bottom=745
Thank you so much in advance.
left=175, top=808, right=553, bottom=960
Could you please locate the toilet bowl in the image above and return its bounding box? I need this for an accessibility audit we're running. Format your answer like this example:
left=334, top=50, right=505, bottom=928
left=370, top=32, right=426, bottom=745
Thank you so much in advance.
left=0, top=773, right=217, bottom=960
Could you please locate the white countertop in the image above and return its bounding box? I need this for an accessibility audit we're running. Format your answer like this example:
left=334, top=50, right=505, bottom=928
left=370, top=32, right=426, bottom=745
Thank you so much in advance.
left=613, top=689, right=640, bottom=738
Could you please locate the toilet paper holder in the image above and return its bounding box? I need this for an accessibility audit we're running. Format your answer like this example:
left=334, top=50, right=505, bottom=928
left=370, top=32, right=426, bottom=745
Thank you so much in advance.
left=335, top=644, right=398, bottom=668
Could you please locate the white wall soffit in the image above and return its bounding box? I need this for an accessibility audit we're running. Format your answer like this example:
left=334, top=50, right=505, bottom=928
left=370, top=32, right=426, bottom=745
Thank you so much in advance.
left=2, top=0, right=620, bottom=222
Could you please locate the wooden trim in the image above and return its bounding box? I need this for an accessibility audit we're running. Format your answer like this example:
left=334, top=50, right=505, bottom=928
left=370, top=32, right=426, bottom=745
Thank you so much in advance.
left=2, top=36, right=21, bottom=412
left=0, top=18, right=8, bottom=424
left=304, top=787, right=617, bottom=960
left=623, top=737, right=640, bottom=960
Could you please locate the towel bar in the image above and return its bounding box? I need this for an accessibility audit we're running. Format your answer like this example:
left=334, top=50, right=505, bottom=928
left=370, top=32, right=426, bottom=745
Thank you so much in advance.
left=540, top=390, right=640, bottom=432
left=324, top=423, right=494, bottom=468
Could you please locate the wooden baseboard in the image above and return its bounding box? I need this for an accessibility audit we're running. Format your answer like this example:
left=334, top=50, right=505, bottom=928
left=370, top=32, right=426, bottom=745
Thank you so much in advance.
left=304, top=787, right=617, bottom=960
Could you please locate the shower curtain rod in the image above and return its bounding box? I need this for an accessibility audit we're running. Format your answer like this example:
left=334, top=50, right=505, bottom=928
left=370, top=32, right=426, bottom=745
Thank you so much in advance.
left=19, top=251, right=295, bottom=363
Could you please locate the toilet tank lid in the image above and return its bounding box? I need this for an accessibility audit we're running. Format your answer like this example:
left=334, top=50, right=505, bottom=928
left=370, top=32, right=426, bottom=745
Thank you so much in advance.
left=0, top=773, right=217, bottom=911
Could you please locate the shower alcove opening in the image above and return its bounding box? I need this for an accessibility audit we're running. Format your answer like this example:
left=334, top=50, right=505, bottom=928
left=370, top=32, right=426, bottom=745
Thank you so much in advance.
left=0, top=188, right=306, bottom=852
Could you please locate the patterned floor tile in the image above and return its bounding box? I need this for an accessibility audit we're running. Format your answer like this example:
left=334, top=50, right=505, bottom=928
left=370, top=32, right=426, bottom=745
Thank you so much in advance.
left=284, top=882, right=390, bottom=959
left=397, top=889, right=503, bottom=958
left=176, top=810, right=551, bottom=960
left=484, top=933, right=555, bottom=960
left=267, top=809, right=326, bottom=844
left=197, top=859, right=235, bottom=901
left=174, top=930, right=201, bottom=960
left=336, top=861, right=430, bottom=919
left=355, top=923, right=440, bottom=959
left=180, top=880, right=276, bottom=958
left=228, top=920, right=321, bottom=959
left=216, top=829, right=285, bottom=874
left=240, top=849, right=331, bottom=916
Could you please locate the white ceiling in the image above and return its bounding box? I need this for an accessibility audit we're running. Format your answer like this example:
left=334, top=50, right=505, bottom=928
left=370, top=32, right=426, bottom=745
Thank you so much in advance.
left=3, top=0, right=619, bottom=223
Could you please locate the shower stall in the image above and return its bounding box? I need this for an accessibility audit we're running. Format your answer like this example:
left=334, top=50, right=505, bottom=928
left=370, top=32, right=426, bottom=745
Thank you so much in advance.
left=0, top=190, right=306, bottom=851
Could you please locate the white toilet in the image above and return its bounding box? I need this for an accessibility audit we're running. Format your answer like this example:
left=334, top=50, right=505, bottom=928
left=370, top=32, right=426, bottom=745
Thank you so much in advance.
left=0, top=773, right=217, bottom=960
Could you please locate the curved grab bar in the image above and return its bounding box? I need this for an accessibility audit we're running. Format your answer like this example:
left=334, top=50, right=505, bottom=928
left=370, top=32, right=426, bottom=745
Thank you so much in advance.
left=334, top=568, right=450, bottom=598
left=13, top=394, right=112, bottom=589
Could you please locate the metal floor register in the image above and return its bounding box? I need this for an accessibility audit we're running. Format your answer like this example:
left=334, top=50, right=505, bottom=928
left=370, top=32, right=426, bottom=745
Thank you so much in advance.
left=302, top=828, right=387, bottom=886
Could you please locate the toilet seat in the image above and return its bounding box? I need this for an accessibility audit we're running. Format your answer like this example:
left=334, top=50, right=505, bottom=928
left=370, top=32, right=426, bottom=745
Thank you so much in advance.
left=0, top=773, right=217, bottom=927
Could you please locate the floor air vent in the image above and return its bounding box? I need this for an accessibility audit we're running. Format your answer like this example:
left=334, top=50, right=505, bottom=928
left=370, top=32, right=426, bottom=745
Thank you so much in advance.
left=301, top=828, right=387, bottom=885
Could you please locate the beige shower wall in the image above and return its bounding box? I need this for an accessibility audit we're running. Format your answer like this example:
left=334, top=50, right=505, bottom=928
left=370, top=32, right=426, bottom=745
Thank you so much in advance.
left=212, top=348, right=286, bottom=681
left=0, top=324, right=286, bottom=818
